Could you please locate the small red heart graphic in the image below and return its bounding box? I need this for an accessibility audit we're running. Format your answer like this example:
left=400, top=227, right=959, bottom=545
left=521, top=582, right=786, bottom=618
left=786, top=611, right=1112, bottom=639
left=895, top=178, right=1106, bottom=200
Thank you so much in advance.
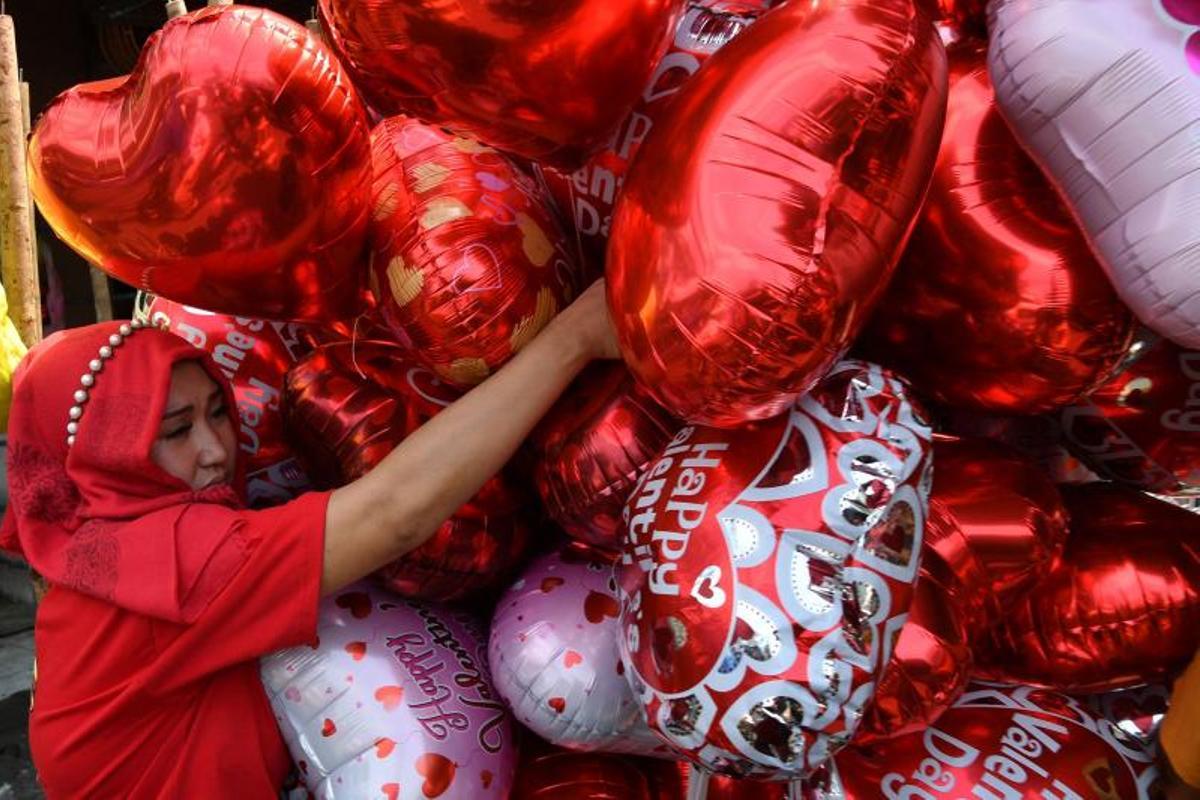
left=548, top=697, right=566, bottom=713
left=563, top=650, right=583, bottom=668
left=415, top=753, right=456, bottom=798
left=616, top=660, right=625, bottom=676
left=541, top=576, right=565, bottom=592
left=321, top=718, right=337, bottom=737
left=481, top=770, right=493, bottom=789
left=345, top=641, right=368, bottom=661
left=584, top=591, right=619, bottom=623
left=299, top=760, right=308, bottom=775
left=382, top=783, right=400, bottom=800
left=375, top=685, right=405, bottom=711
left=336, top=592, right=373, bottom=619
left=375, top=737, right=396, bottom=759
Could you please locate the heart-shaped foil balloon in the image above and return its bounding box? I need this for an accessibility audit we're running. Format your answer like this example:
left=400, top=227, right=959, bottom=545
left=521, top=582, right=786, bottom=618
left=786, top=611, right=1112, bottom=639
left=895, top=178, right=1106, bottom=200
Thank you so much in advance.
left=975, top=483, right=1200, bottom=693
left=318, top=0, right=685, bottom=167
left=606, top=0, right=948, bottom=426
left=368, top=116, right=584, bottom=388
left=851, top=434, right=1067, bottom=744
left=537, top=0, right=771, bottom=269
left=1058, top=332, right=1200, bottom=495
left=852, top=500, right=975, bottom=746
left=863, top=40, right=1136, bottom=414
left=28, top=5, right=372, bottom=322
left=283, top=338, right=530, bottom=601
left=988, top=0, right=1200, bottom=349
left=531, top=363, right=679, bottom=552
left=261, top=584, right=516, bottom=800
left=489, top=549, right=668, bottom=756
left=812, top=683, right=1161, bottom=799
left=138, top=294, right=325, bottom=508
left=616, top=360, right=934, bottom=779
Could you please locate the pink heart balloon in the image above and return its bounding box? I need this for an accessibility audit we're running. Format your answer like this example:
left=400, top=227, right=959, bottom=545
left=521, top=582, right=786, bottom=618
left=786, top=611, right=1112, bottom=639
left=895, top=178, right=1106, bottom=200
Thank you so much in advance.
left=28, top=5, right=373, bottom=322
left=989, top=0, right=1200, bottom=348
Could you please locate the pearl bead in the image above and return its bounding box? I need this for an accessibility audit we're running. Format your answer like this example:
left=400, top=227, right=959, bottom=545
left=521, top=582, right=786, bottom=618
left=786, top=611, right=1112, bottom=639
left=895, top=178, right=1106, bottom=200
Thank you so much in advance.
left=109, top=334, right=122, bottom=347
left=81, top=374, right=95, bottom=387
left=68, top=406, right=82, bottom=420
left=66, top=435, right=75, bottom=446
left=119, top=323, right=132, bottom=336
left=73, top=389, right=88, bottom=404
left=67, top=421, right=78, bottom=435
left=99, top=346, right=113, bottom=359
left=88, top=359, right=102, bottom=372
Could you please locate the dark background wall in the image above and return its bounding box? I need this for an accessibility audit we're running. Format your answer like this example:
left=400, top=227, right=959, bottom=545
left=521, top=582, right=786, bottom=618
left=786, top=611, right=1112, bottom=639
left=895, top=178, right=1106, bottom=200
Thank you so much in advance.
left=6, top=0, right=312, bottom=331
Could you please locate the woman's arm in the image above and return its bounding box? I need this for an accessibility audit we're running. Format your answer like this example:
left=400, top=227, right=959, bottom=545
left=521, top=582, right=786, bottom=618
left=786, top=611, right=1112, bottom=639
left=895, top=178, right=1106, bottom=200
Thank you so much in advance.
left=320, top=280, right=618, bottom=594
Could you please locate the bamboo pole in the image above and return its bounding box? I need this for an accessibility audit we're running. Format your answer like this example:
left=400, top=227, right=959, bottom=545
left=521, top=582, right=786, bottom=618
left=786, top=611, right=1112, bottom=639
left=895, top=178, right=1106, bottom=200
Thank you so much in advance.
left=0, top=14, right=39, bottom=346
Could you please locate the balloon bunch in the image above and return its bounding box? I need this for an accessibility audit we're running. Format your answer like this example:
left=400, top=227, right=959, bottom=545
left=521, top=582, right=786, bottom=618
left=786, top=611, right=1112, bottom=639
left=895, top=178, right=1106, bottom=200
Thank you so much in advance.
left=27, top=0, right=1200, bottom=795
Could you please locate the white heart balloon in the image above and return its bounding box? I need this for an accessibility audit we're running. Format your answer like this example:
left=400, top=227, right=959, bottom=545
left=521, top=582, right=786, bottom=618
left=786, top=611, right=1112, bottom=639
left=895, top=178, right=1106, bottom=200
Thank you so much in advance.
left=988, top=0, right=1200, bottom=347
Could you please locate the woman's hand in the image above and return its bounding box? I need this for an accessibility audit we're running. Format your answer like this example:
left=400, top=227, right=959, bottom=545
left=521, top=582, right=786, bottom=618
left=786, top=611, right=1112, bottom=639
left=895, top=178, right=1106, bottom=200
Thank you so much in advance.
left=321, top=278, right=622, bottom=594
left=549, top=279, right=621, bottom=362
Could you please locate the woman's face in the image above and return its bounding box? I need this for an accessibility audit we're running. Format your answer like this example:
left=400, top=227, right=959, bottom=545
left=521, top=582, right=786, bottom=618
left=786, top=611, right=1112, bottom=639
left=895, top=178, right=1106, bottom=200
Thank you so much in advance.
left=150, top=361, right=237, bottom=490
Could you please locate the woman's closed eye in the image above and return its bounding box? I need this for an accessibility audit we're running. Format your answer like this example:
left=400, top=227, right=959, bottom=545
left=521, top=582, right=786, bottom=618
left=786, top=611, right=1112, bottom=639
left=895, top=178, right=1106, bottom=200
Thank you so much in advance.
left=164, top=423, right=192, bottom=441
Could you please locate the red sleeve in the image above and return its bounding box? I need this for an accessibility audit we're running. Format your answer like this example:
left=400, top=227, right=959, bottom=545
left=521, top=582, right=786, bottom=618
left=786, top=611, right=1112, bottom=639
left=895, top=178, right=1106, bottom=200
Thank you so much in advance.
left=147, top=490, right=329, bottom=691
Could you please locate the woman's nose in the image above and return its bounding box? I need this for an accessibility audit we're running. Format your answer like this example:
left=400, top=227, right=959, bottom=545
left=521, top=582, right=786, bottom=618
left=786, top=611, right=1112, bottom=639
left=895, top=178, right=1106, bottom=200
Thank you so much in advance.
left=196, top=420, right=230, bottom=468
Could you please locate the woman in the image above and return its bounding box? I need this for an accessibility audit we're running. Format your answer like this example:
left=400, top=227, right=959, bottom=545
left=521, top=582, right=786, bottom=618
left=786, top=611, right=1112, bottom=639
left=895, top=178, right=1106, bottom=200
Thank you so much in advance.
left=0, top=281, right=618, bottom=798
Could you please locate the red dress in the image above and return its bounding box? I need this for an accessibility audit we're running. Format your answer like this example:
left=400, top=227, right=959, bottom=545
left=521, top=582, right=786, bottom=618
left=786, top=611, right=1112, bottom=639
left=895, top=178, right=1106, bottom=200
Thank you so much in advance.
left=30, top=492, right=328, bottom=798
left=0, top=323, right=334, bottom=798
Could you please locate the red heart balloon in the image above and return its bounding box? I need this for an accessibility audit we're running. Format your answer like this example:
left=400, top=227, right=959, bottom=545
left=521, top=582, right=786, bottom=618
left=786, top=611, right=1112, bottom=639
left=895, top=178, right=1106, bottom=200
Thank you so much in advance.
left=368, top=116, right=584, bottom=388
left=28, top=6, right=373, bottom=322
left=618, top=360, right=933, bottom=778
left=853, top=435, right=1068, bottom=743
left=530, top=363, right=679, bottom=552
left=975, top=483, right=1200, bottom=693
left=318, top=0, right=686, bottom=166
left=1058, top=332, right=1200, bottom=495
left=862, top=40, right=1136, bottom=414
left=606, top=0, right=948, bottom=427
left=141, top=295, right=329, bottom=507
left=537, top=1, right=772, bottom=269
left=929, top=435, right=1068, bottom=615
left=512, top=740, right=658, bottom=800
left=820, top=683, right=1159, bottom=799
left=283, top=338, right=530, bottom=601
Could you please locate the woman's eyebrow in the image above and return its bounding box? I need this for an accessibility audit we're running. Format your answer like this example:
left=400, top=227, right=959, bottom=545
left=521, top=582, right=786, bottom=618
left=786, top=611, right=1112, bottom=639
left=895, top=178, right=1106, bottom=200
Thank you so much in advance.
left=162, top=404, right=192, bottom=419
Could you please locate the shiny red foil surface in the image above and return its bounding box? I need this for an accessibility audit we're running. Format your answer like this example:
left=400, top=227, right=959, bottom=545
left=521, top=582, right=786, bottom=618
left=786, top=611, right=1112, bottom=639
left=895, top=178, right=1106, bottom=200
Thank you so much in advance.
left=283, top=338, right=530, bottom=601
left=318, top=0, right=685, bottom=166
left=29, top=5, right=372, bottom=322
left=606, top=0, right=947, bottom=426
left=864, top=41, right=1135, bottom=414
left=368, top=116, right=584, bottom=388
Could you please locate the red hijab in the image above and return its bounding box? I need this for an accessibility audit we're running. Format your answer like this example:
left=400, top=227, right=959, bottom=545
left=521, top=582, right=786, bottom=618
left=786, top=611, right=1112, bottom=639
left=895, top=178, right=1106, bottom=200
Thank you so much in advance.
left=1, top=320, right=251, bottom=622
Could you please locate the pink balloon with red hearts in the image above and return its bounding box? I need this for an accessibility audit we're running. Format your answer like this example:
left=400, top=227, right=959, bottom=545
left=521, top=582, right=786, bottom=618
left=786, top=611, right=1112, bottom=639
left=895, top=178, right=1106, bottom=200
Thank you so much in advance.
left=262, top=583, right=516, bottom=799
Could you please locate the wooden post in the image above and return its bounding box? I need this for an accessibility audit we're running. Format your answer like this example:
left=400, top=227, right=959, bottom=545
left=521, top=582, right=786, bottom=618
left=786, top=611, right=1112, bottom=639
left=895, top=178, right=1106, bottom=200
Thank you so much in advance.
left=0, top=14, right=39, bottom=346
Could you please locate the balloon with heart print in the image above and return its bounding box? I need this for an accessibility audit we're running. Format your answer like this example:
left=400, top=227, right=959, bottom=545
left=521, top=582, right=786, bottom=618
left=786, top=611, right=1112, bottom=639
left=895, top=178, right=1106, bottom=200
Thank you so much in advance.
left=606, top=0, right=947, bottom=426
left=28, top=5, right=372, bottom=322
left=861, top=40, right=1137, bottom=415
left=1057, top=332, right=1200, bottom=496
left=975, top=483, right=1200, bottom=693
left=317, top=0, right=685, bottom=167
left=137, top=294, right=323, bottom=508
left=616, top=360, right=934, bottom=779
left=536, top=0, right=771, bottom=270
left=261, top=584, right=516, bottom=800
left=489, top=549, right=669, bottom=755
left=283, top=338, right=530, bottom=601
left=988, top=0, right=1200, bottom=350
left=807, top=682, right=1161, bottom=799
left=531, top=363, right=680, bottom=552
left=368, top=116, right=584, bottom=388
